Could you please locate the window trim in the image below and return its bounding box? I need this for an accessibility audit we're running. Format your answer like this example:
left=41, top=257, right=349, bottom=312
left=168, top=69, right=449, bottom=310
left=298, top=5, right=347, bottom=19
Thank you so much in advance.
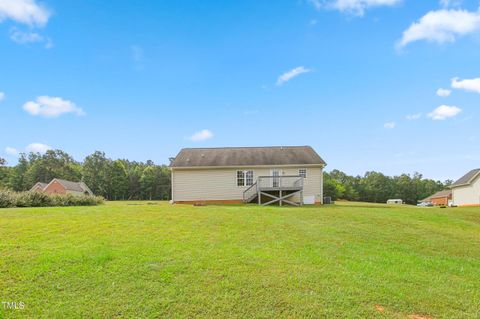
left=237, top=170, right=254, bottom=187
left=299, top=168, right=307, bottom=178
left=237, top=170, right=245, bottom=187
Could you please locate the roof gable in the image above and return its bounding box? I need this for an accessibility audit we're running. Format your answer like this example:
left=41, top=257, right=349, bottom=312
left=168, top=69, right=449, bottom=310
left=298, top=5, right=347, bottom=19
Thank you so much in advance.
left=451, top=169, right=480, bottom=188
left=46, top=179, right=91, bottom=193
left=170, top=146, right=326, bottom=168
left=422, top=189, right=452, bottom=201
left=30, top=182, right=48, bottom=191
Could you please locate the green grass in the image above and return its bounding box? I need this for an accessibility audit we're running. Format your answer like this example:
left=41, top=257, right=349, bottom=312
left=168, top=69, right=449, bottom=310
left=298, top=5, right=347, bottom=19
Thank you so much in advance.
left=1, top=202, right=480, bottom=318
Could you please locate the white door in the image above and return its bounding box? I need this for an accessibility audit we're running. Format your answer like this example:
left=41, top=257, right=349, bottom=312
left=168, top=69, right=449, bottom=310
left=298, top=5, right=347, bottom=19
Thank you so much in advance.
left=271, top=169, right=281, bottom=188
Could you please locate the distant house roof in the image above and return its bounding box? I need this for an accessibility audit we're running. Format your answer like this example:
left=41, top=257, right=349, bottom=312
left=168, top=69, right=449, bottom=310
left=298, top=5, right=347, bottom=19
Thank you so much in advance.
left=30, top=182, right=48, bottom=191
left=170, top=146, right=326, bottom=168
left=451, top=169, right=480, bottom=188
left=421, top=189, right=452, bottom=202
left=46, top=179, right=93, bottom=195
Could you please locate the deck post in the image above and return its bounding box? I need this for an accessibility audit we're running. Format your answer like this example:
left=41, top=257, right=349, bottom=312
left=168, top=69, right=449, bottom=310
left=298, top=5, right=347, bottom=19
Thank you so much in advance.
left=251, top=175, right=304, bottom=206
left=257, top=180, right=261, bottom=205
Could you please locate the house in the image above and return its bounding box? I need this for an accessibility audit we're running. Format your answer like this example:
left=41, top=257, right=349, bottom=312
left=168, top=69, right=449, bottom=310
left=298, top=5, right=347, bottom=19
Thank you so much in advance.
left=170, top=146, right=326, bottom=206
left=420, top=190, right=452, bottom=206
left=30, top=182, right=48, bottom=192
left=451, top=169, right=480, bottom=206
left=30, top=179, right=93, bottom=196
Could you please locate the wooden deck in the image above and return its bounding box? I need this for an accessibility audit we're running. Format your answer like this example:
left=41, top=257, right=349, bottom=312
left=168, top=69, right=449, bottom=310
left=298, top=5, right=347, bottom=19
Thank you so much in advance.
left=243, top=176, right=304, bottom=206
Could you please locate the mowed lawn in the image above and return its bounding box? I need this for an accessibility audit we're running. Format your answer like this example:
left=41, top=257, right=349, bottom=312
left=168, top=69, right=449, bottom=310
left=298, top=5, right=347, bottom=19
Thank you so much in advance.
left=1, top=202, right=480, bottom=318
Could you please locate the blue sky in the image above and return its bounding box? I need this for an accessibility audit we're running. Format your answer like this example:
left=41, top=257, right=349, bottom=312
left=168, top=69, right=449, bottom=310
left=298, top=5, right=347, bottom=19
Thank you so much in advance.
left=1, top=0, right=479, bottom=181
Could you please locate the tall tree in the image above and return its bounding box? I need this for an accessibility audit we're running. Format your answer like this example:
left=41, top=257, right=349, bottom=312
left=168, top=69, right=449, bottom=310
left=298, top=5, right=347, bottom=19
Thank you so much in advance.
left=109, top=160, right=129, bottom=200
left=24, top=150, right=82, bottom=186
left=0, top=157, right=8, bottom=189
left=140, top=166, right=157, bottom=200
left=83, top=151, right=111, bottom=198
left=8, top=154, right=30, bottom=191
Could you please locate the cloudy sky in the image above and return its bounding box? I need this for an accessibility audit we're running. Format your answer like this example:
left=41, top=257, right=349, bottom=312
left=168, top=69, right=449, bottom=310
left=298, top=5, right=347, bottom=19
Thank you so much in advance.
left=1, top=0, right=479, bottom=180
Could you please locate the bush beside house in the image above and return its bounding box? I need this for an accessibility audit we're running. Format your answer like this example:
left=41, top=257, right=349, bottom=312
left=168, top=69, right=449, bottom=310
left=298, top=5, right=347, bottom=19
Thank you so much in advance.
left=0, top=190, right=104, bottom=208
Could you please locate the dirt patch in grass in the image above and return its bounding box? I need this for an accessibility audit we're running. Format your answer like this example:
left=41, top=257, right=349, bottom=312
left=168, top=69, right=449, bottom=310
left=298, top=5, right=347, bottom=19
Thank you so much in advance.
left=375, top=305, right=385, bottom=313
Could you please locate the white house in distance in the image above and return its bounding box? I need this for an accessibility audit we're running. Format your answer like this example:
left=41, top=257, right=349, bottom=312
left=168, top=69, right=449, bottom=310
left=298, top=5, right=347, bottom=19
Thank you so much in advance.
left=170, top=146, right=326, bottom=206
left=451, top=169, right=480, bottom=206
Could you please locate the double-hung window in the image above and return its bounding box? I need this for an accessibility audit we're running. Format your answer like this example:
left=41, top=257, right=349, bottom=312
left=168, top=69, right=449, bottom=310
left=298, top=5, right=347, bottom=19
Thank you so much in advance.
left=237, top=170, right=254, bottom=186
left=299, top=169, right=307, bottom=178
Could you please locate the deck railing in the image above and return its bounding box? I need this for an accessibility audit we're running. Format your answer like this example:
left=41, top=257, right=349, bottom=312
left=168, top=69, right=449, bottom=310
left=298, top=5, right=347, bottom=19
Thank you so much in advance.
left=243, top=175, right=304, bottom=203
left=257, top=175, right=303, bottom=190
left=243, top=182, right=258, bottom=202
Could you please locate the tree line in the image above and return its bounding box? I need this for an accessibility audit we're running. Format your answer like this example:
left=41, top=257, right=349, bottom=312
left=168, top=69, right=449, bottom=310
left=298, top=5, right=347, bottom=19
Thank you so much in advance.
left=0, top=150, right=171, bottom=200
left=1, top=151, right=450, bottom=204
left=324, top=170, right=451, bottom=205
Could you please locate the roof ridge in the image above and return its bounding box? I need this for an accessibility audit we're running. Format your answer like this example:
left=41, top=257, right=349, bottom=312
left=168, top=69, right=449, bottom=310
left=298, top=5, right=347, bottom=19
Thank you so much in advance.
left=181, top=145, right=312, bottom=150
left=451, top=169, right=480, bottom=187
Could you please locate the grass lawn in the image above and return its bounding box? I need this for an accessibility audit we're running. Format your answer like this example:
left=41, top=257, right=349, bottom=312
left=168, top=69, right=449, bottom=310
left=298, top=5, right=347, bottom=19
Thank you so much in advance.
left=1, top=202, right=480, bottom=318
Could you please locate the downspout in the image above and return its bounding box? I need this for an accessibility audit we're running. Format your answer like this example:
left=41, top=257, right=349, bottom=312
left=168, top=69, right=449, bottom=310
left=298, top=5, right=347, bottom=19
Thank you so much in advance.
left=171, top=169, right=175, bottom=203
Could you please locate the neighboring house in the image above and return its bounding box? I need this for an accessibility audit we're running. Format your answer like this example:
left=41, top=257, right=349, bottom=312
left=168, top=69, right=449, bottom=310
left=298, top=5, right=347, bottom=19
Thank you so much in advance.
left=170, top=146, right=326, bottom=206
left=30, top=179, right=94, bottom=196
left=451, top=169, right=480, bottom=206
left=421, top=190, right=452, bottom=206
left=30, top=182, right=48, bottom=192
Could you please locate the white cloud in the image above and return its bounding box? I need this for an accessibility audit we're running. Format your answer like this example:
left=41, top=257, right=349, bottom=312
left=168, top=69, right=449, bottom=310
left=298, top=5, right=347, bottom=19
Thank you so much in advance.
left=189, top=129, right=213, bottom=142
left=406, top=113, right=422, bottom=120
left=451, top=77, right=480, bottom=93
left=26, top=143, right=51, bottom=154
left=384, top=121, right=396, bottom=129
left=310, top=0, right=401, bottom=16
left=9, top=27, right=52, bottom=48
left=0, top=92, right=4, bottom=101
left=23, top=96, right=84, bottom=118
left=5, top=147, right=18, bottom=156
left=398, top=9, right=480, bottom=48
left=276, top=66, right=311, bottom=86
left=440, top=0, right=462, bottom=8
left=428, top=105, right=462, bottom=120
left=0, top=0, right=51, bottom=27
left=436, top=88, right=451, bottom=97
left=0, top=1, right=52, bottom=47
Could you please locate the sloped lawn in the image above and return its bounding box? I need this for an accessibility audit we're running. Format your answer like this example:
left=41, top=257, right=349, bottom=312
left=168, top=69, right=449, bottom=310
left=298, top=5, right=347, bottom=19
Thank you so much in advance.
left=1, top=202, right=479, bottom=318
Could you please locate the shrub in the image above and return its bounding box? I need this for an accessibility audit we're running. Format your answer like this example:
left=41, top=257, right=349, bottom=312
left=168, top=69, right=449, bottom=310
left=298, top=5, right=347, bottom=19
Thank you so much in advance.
left=0, top=190, right=16, bottom=208
left=0, top=190, right=104, bottom=208
left=15, top=191, right=53, bottom=207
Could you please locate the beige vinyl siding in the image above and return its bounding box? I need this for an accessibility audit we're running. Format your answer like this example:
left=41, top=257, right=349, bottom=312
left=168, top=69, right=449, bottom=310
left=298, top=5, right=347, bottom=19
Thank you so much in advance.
left=452, top=176, right=480, bottom=206
left=172, top=166, right=324, bottom=203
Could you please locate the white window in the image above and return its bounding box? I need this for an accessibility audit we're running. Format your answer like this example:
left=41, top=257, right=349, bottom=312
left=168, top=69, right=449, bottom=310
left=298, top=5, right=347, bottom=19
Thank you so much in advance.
left=237, top=171, right=245, bottom=186
left=237, top=170, right=254, bottom=186
left=299, top=169, right=307, bottom=178
left=246, top=171, right=254, bottom=186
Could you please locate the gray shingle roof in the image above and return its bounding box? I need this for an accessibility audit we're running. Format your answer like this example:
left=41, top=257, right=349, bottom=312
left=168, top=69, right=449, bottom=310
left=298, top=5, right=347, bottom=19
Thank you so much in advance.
left=422, top=189, right=452, bottom=201
left=451, top=169, right=480, bottom=187
left=55, top=179, right=92, bottom=194
left=30, top=182, right=48, bottom=191
left=170, top=146, right=326, bottom=168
